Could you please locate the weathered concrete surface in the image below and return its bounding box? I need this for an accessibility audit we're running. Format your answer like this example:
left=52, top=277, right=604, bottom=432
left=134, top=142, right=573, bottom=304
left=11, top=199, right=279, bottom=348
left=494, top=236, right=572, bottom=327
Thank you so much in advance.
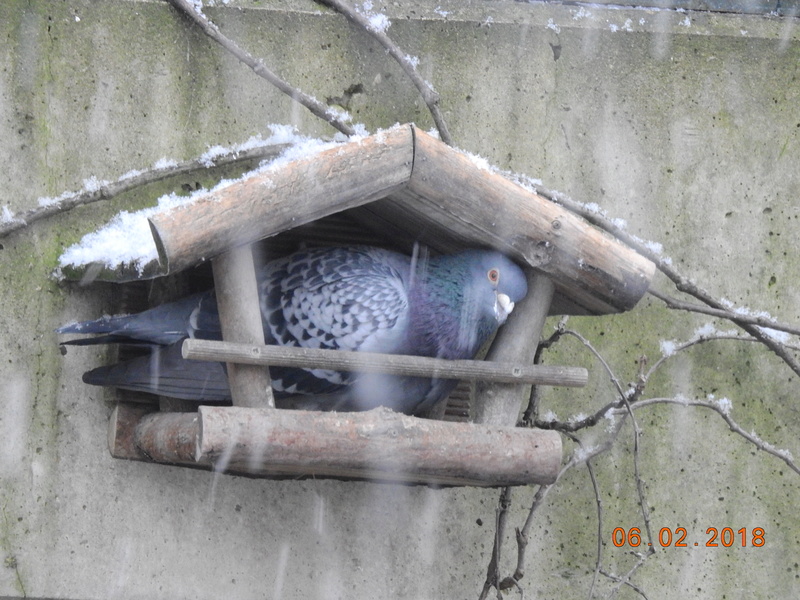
left=1, top=0, right=799, bottom=598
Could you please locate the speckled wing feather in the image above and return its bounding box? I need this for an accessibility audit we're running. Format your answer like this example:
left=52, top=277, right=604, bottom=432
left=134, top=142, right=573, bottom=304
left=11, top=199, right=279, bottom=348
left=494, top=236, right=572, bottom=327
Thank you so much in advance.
left=258, top=247, right=410, bottom=395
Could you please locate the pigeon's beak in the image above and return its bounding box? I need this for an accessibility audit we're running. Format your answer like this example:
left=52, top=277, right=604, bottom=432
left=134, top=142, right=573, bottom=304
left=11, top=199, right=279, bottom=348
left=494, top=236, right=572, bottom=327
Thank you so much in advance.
left=495, top=292, right=515, bottom=324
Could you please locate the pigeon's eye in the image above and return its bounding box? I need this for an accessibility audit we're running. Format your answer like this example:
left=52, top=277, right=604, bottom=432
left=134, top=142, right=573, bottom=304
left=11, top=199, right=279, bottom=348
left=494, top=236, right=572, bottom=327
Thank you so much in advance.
left=487, top=268, right=500, bottom=284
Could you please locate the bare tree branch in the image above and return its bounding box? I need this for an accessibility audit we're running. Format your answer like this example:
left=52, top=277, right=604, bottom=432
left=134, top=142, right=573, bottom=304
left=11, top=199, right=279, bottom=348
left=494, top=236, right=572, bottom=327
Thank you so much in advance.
left=600, top=564, right=651, bottom=599
left=0, top=143, right=288, bottom=238
left=166, top=0, right=356, bottom=137
left=649, top=287, right=800, bottom=337
left=316, top=0, right=453, bottom=145
left=644, top=332, right=760, bottom=381
left=479, top=486, right=513, bottom=600
left=521, top=181, right=800, bottom=377
left=626, top=397, right=800, bottom=476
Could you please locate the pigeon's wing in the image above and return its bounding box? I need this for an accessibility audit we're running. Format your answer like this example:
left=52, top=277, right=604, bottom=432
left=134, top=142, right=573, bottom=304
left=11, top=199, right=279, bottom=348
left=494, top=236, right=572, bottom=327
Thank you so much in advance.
left=58, top=291, right=221, bottom=346
left=259, top=247, right=410, bottom=395
left=82, top=341, right=230, bottom=401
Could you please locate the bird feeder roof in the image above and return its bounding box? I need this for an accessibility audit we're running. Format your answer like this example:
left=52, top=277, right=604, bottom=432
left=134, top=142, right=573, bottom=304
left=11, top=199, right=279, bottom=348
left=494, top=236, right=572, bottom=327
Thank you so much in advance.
left=87, top=123, right=656, bottom=315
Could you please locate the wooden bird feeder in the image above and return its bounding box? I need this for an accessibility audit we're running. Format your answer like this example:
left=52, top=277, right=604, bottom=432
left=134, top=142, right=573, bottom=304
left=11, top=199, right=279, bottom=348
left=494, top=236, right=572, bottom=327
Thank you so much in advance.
left=89, top=123, right=655, bottom=487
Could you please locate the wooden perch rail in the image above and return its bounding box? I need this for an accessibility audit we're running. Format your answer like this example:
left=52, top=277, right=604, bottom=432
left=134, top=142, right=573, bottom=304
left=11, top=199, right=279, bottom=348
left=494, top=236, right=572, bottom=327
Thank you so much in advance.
left=181, top=338, right=589, bottom=388
left=148, top=123, right=655, bottom=316
left=109, top=403, right=563, bottom=486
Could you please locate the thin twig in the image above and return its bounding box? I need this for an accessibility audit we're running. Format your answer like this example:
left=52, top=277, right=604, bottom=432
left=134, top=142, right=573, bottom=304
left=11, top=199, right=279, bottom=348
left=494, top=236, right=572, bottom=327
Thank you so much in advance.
left=624, top=397, right=800, bottom=476
left=0, top=143, right=288, bottom=238
left=521, top=320, right=567, bottom=426
left=649, top=287, right=800, bottom=337
left=479, top=487, right=512, bottom=600
left=557, top=432, right=606, bottom=600
left=585, top=456, right=604, bottom=600
left=166, top=0, right=356, bottom=137
left=617, top=358, right=656, bottom=555
left=559, top=329, right=627, bottom=397
left=644, top=333, right=761, bottom=381
left=316, top=0, right=453, bottom=145
left=599, top=565, right=650, bottom=599
left=498, top=484, right=551, bottom=593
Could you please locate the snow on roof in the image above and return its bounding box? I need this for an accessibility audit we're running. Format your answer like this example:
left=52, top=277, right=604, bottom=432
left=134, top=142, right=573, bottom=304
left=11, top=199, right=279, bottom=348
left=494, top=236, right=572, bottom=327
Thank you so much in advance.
left=56, top=125, right=351, bottom=276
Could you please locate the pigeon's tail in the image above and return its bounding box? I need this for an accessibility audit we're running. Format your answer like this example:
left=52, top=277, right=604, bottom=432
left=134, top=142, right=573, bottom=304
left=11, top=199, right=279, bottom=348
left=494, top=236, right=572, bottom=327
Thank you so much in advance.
left=82, top=342, right=232, bottom=402
left=57, top=314, right=140, bottom=335
left=57, top=291, right=221, bottom=346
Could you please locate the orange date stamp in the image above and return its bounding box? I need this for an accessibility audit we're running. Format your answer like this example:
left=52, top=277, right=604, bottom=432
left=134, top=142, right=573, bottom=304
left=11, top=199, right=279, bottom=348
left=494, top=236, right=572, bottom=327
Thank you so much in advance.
left=612, top=527, right=765, bottom=548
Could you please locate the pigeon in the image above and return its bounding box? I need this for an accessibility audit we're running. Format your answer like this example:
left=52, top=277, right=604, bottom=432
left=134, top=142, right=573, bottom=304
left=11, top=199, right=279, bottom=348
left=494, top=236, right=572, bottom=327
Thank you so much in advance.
left=57, top=246, right=528, bottom=415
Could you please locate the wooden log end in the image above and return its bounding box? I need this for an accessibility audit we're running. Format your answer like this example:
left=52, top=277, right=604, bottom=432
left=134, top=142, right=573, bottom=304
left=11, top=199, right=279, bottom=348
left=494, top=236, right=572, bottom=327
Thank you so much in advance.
left=108, top=403, right=157, bottom=461
left=134, top=411, right=202, bottom=465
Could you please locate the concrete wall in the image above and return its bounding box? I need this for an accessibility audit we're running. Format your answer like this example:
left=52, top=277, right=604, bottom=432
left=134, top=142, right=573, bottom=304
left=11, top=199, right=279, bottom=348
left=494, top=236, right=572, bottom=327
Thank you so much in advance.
left=1, top=1, right=799, bottom=598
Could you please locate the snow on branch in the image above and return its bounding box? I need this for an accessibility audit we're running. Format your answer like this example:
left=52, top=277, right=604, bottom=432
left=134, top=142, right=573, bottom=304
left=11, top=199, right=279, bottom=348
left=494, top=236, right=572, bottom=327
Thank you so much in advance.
left=1, top=135, right=292, bottom=239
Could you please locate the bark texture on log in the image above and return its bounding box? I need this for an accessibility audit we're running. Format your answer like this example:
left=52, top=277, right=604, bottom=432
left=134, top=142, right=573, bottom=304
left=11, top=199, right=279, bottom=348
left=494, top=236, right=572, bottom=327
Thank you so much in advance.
left=147, top=124, right=654, bottom=315
left=109, top=404, right=562, bottom=487
left=148, top=125, right=414, bottom=275
left=196, top=406, right=562, bottom=486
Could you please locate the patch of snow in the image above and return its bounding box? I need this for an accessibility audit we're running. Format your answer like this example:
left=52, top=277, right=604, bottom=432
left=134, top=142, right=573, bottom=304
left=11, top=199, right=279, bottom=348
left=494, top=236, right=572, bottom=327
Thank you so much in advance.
left=433, top=7, right=450, bottom=18
left=153, top=157, right=179, bottom=170
left=573, top=444, right=598, bottom=463
left=694, top=322, right=718, bottom=338
left=757, top=326, right=792, bottom=344
left=464, top=151, right=493, bottom=172
left=568, top=412, right=588, bottom=424
left=82, top=175, right=107, bottom=193
left=603, top=408, right=618, bottom=432
left=325, top=105, right=353, bottom=125
left=573, top=7, right=592, bottom=20
left=2, top=205, right=19, bottom=224
left=188, top=0, right=204, bottom=15
left=358, top=2, right=391, bottom=33
left=199, top=145, right=229, bottom=167
left=640, top=239, right=664, bottom=256
left=659, top=339, right=677, bottom=357
left=546, top=18, right=561, bottom=34
left=119, top=168, right=144, bottom=181
left=541, top=410, right=558, bottom=422
left=710, top=394, right=732, bottom=415
left=672, top=393, right=691, bottom=406
left=38, top=189, right=76, bottom=208
left=610, top=216, right=627, bottom=230
left=660, top=323, right=744, bottom=358
left=752, top=432, right=794, bottom=461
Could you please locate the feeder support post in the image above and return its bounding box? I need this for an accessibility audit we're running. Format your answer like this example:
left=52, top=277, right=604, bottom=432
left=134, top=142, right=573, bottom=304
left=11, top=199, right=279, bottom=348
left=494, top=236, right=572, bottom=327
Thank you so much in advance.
left=211, top=244, right=275, bottom=408
left=473, top=270, right=555, bottom=426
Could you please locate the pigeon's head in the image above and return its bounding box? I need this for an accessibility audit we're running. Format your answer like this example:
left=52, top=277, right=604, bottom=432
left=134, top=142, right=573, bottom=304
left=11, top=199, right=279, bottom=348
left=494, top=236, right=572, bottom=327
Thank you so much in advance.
left=460, top=250, right=528, bottom=325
